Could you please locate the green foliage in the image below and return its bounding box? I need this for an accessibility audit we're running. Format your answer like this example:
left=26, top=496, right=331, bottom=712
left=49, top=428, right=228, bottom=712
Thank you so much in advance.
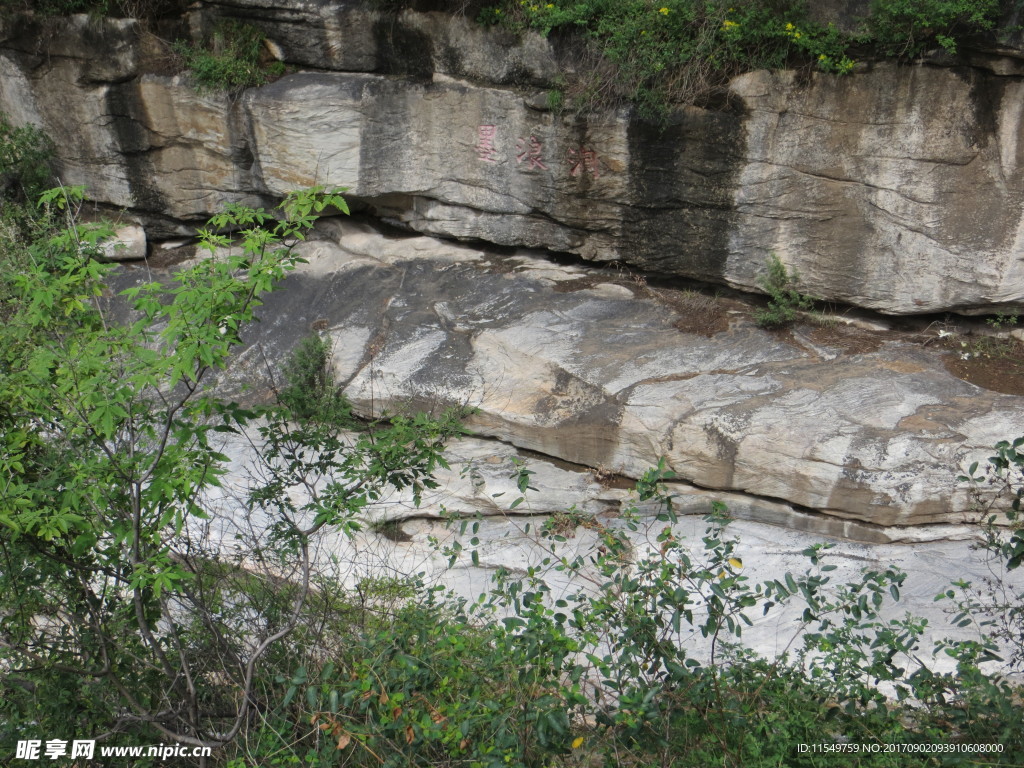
left=482, top=0, right=999, bottom=116
left=0, top=115, right=59, bottom=320
left=950, top=313, right=1023, bottom=363
left=265, top=601, right=584, bottom=768
left=0, top=0, right=105, bottom=15
left=955, top=438, right=1024, bottom=675
left=0, top=184, right=468, bottom=753
left=173, top=20, right=285, bottom=93
left=410, top=459, right=1024, bottom=766
left=755, top=253, right=815, bottom=328
left=0, top=0, right=185, bottom=19
left=0, top=114, right=53, bottom=204
left=277, top=334, right=352, bottom=426
left=485, top=0, right=827, bottom=118
left=864, top=0, right=1000, bottom=56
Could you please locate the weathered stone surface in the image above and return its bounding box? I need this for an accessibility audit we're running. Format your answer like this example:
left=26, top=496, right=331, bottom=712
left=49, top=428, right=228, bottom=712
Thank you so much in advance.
left=99, top=223, right=147, bottom=260
left=727, top=66, right=1024, bottom=314
left=181, top=218, right=1024, bottom=528
left=202, top=407, right=1024, bottom=674
left=6, top=12, right=1024, bottom=314
left=0, top=14, right=141, bottom=83
left=250, top=63, right=1024, bottom=316
left=0, top=14, right=261, bottom=218
left=197, top=1, right=559, bottom=86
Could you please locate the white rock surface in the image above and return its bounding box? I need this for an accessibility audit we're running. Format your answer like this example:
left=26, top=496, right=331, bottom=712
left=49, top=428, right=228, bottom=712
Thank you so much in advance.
left=100, top=223, right=146, bottom=261
left=114, top=219, right=1024, bottom=529
left=202, top=429, right=1024, bottom=678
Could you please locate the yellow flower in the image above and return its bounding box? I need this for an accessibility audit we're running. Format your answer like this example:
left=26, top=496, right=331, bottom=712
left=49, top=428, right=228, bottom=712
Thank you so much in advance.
left=794, top=31, right=801, bottom=38
left=785, top=22, right=794, bottom=31
left=546, top=2, right=554, bottom=6
left=819, top=53, right=827, bottom=60
left=659, top=6, right=670, bottom=14
left=572, top=737, right=585, bottom=749
left=721, top=19, right=737, bottom=29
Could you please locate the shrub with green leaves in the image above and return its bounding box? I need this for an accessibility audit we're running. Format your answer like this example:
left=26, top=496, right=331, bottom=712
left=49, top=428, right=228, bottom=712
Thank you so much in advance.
left=0, top=0, right=185, bottom=19
left=0, top=114, right=53, bottom=204
left=484, top=0, right=839, bottom=118
left=396, top=459, right=1024, bottom=767
left=754, top=252, right=815, bottom=328
left=0, top=115, right=57, bottom=315
left=481, top=0, right=999, bottom=117
left=278, top=334, right=352, bottom=427
left=865, top=0, right=1000, bottom=56
left=954, top=437, right=1024, bottom=671
left=173, top=20, right=284, bottom=93
left=0, top=184, right=468, bottom=755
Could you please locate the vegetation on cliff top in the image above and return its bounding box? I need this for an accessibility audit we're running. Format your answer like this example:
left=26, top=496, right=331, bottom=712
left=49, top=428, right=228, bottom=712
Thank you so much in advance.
left=481, top=0, right=1001, bottom=116
left=172, top=19, right=285, bottom=93
left=0, top=0, right=185, bottom=18
left=0, top=0, right=1007, bottom=111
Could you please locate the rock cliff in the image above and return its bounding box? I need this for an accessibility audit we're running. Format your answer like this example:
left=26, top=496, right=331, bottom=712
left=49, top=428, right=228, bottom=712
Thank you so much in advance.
left=200, top=218, right=1020, bottom=529
left=4, top=4, right=1024, bottom=314
left=4, top=2, right=1024, bottom=534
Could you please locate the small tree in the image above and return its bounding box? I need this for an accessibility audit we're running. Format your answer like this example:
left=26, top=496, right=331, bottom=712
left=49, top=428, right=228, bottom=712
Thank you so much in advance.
left=0, top=186, right=461, bottom=757
left=755, top=253, right=815, bottom=328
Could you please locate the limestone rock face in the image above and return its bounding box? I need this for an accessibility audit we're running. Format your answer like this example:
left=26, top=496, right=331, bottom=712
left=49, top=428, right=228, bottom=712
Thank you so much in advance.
left=204, top=429, right=1023, bottom=670
left=189, top=218, right=1024, bottom=529
left=727, top=67, right=1024, bottom=314
left=4, top=11, right=1024, bottom=314
left=99, top=223, right=147, bottom=261
left=240, top=71, right=628, bottom=260
left=192, top=2, right=560, bottom=86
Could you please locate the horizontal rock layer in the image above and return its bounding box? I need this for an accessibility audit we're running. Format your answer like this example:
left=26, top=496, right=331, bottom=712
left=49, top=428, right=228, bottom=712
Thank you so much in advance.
left=3, top=9, right=1024, bottom=314
left=203, top=431, right=1024, bottom=672
left=149, top=218, right=1024, bottom=529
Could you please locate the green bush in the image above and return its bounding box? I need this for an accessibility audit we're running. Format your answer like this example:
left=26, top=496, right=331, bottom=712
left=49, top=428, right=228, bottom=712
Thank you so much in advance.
left=481, top=0, right=999, bottom=116
left=0, top=115, right=57, bottom=318
left=955, top=437, right=1024, bottom=671
left=277, top=334, right=353, bottom=427
left=0, top=0, right=185, bottom=19
left=755, top=253, right=815, bottom=328
left=864, top=0, right=1000, bottom=56
left=340, top=459, right=1021, bottom=767
left=0, top=184, right=467, bottom=757
left=0, top=114, right=53, bottom=204
left=288, top=603, right=581, bottom=768
left=484, top=0, right=832, bottom=118
left=173, top=20, right=285, bottom=93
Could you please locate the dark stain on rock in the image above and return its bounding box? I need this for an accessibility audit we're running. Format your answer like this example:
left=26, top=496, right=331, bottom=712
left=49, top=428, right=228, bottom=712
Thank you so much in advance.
left=964, top=66, right=1001, bottom=152
left=372, top=17, right=434, bottom=80
left=357, top=77, right=422, bottom=195
left=704, top=423, right=737, bottom=465
left=374, top=519, right=413, bottom=543
left=622, top=105, right=746, bottom=281
left=104, top=80, right=166, bottom=213
left=551, top=369, right=572, bottom=395
left=437, top=42, right=464, bottom=79
left=412, top=0, right=493, bottom=12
